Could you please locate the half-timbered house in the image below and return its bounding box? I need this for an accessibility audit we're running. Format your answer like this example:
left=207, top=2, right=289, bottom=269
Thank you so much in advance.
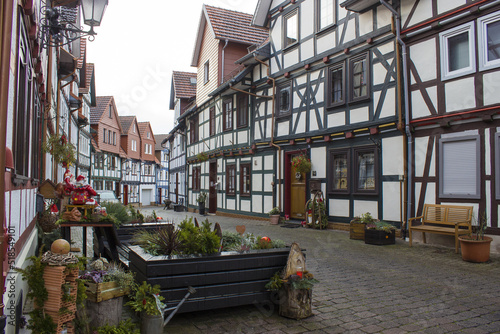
left=138, top=122, right=157, bottom=206
left=185, top=5, right=268, bottom=215
left=401, top=0, right=500, bottom=236
left=119, top=116, right=142, bottom=206
left=168, top=71, right=197, bottom=208
left=249, top=0, right=403, bottom=224
left=155, top=134, right=169, bottom=205
left=90, top=96, right=123, bottom=198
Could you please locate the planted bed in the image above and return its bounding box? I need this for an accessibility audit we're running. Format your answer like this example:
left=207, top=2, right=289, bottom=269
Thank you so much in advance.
left=127, top=245, right=291, bottom=313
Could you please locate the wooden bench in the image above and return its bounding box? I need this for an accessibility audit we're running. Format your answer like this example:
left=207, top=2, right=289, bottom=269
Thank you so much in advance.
left=408, top=204, right=473, bottom=253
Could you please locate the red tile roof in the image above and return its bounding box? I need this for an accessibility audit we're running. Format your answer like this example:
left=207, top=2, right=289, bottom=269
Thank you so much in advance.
left=119, top=116, right=136, bottom=134
left=205, top=5, right=268, bottom=45
left=172, top=71, right=197, bottom=99
left=79, top=63, right=94, bottom=94
left=90, top=96, right=113, bottom=124
left=137, top=122, right=155, bottom=143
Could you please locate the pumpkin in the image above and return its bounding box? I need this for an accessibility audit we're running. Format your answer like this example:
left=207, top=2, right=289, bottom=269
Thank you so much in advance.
left=51, top=239, right=70, bottom=254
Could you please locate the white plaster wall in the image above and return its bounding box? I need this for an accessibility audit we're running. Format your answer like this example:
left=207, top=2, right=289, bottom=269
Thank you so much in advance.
left=483, top=71, right=500, bottom=106
left=342, top=20, right=356, bottom=44
left=227, top=198, right=236, bottom=210
left=383, top=182, right=402, bottom=221
left=264, top=155, right=274, bottom=170
left=382, top=136, right=404, bottom=175
left=410, top=39, right=437, bottom=84
left=271, top=56, right=280, bottom=75
left=328, top=112, right=346, bottom=128
left=350, top=106, right=369, bottom=123
left=438, top=0, right=466, bottom=15
left=253, top=195, right=263, bottom=213
left=295, top=113, right=306, bottom=133
left=401, top=0, right=432, bottom=28
left=301, top=38, right=315, bottom=61
left=253, top=173, right=263, bottom=192
left=311, top=146, right=326, bottom=178
left=359, top=11, right=373, bottom=37
left=301, top=0, right=315, bottom=37
left=241, top=200, right=251, bottom=212
left=377, top=5, right=392, bottom=28
left=264, top=174, right=274, bottom=192
left=308, top=110, right=319, bottom=132
left=414, top=137, right=428, bottom=178
left=353, top=200, right=379, bottom=219
left=373, top=62, right=387, bottom=86
left=331, top=199, right=350, bottom=217
left=238, top=131, right=248, bottom=145
left=379, top=87, right=396, bottom=119
left=263, top=195, right=274, bottom=214
left=445, top=77, right=476, bottom=113
left=277, top=122, right=288, bottom=136
left=486, top=131, right=491, bottom=176
left=284, top=48, right=299, bottom=69
left=316, top=30, right=336, bottom=55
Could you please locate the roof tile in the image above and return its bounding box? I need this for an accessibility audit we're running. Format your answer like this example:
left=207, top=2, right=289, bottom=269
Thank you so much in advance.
left=205, top=5, right=268, bottom=45
left=172, top=71, right=197, bottom=99
left=89, top=96, right=113, bottom=124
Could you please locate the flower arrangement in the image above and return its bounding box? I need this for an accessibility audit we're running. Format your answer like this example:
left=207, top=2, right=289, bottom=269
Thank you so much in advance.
left=197, top=152, right=209, bottom=162
left=351, top=212, right=376, bottom=224
left=268, top=207, right=280, bottom=215
left=197, top=191, right=207, bottom=203
left=221, top=231, right=286, bottom=252
left=366, top=221, right=396, bottom=232
left=126, top=281, right=165, bottom=316
left=291, top=154, right=312, bottom=174
left=306, top=196, right=328, bottom=229
left=42, top=134, right=76, bottom=167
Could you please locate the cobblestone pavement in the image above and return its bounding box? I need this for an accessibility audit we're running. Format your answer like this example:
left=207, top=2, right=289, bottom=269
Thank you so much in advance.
left=128, top=207, right=500, bottom=334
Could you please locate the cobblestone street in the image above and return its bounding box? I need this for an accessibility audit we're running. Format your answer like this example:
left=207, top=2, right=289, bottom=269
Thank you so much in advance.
left=118, top=207, right=500, bottom=334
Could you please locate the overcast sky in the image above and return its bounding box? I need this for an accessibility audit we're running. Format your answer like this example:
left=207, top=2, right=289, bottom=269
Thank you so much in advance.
left=86, top=0, right=259, bottom=136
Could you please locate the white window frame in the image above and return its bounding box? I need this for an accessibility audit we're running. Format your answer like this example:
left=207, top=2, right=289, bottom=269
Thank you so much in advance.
left=478, top=10, right=500, bottom=71
left=439, top=135, right=480, bottom=199
left=440, top=22, right=476, bottom=81
left=131, top=139, right=137, bottom=152
left=283, top=9, right=299, bottom=49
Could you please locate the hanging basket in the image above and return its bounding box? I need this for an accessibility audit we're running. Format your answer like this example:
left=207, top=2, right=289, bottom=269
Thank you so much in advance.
left=292, top=155, right=311, bottom=174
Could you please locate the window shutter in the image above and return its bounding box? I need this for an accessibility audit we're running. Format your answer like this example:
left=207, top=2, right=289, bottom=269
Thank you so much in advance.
left=441, top=138, right=478, bottom=196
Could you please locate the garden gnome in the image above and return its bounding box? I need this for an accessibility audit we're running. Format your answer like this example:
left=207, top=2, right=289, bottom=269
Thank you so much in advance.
left=70, top=175, right=97, bottom=205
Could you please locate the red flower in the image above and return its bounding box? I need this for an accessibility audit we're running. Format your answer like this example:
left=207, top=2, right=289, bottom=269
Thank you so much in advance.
left=142, top=299, right=146, bottom=305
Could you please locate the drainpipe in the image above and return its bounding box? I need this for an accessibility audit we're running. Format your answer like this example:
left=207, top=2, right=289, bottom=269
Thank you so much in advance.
left=0, top=0, right=14, bottom=330
left=380, top=0, right=412, bottom=236
left=254, top=56, right=281, bottom=211
left=221, top=39, right=229, bottom=83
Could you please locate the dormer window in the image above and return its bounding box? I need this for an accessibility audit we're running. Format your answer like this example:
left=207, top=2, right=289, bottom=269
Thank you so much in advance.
left=133, top=124, right=136, bottom=133
left=147, top=132, right=150, bottom=139
left=109, top=105, right=112, bottom=118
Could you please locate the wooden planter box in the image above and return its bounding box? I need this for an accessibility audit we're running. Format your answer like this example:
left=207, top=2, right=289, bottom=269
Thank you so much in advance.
left=84, top=281, right=130, bottom=303
left=364, top=229, right=395, bottom=245
left=349, top=222, right=366, bottom=240
left=127, top=245, right=291, bottom=313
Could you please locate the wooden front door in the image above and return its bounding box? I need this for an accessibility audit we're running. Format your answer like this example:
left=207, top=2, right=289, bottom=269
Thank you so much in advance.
left=209, top=161, right=217, bottom=213
left=123, top=185, right=128, bottom=206
left=287, top=152, right=306, bottom=220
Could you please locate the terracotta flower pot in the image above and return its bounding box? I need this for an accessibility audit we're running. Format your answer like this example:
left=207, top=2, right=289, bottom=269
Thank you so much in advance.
left=459, top=236, right=492, bottom=263
left=270, top=215, right=280, bottom=225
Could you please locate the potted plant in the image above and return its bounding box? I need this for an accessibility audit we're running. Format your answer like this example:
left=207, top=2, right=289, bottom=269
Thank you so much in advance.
left=268, top=207, right=281, bottom=225
left=350, top=212, right=377, bottom=240
left=197, top=191, right=207, bottom=215
left=364, top=221, right=396, bottom=245
left=291, top=154, right=312, bottom=175
left=458, top=212, right=492, bottom=263
left=126, top=281, right=166, bottom=334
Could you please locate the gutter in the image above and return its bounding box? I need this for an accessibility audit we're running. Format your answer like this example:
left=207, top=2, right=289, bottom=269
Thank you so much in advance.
left=221, top=39, right=229, bottom=83
left=380, top=0, right=412, bottom=237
